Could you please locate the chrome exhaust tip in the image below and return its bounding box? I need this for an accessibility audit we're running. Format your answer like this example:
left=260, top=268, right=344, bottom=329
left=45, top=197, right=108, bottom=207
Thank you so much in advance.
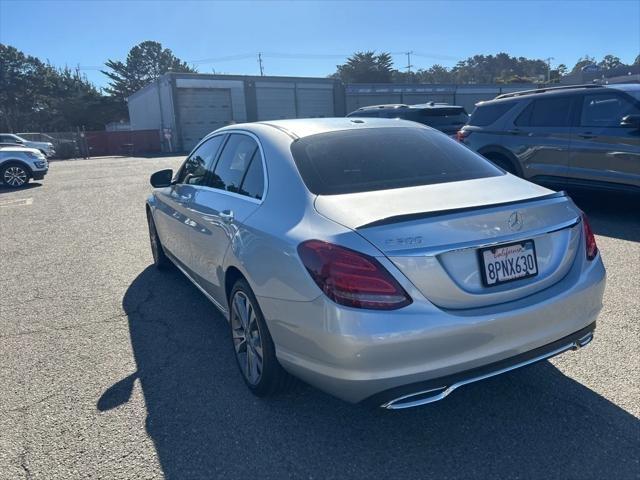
left=380, top=331, right=595, bottom=410
left=578, top=332, right=593, bottom=347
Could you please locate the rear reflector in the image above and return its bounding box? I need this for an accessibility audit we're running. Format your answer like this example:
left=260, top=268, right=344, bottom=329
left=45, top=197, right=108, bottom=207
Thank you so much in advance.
left=581, top=213, right=598, bottom=260
left=297, top=240, right=412, bottom=310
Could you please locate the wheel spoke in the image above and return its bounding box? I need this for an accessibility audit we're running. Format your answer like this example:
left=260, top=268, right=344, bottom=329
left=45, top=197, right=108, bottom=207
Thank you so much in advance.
left=233, top=294, right=248, bottom=329
left=246, top=346, right=253, bottom=380
left=231, top=290, right=264, bottom=386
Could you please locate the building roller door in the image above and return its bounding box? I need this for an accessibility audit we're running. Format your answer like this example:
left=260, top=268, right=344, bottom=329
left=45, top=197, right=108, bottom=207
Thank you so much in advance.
left=296, top=86, right=334, bottom=117
left=256, top=84, right=296, bottom=120
left=177, top=88, right=232, bottom=151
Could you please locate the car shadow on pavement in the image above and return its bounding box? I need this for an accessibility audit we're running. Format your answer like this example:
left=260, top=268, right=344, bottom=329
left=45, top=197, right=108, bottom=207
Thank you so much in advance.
left=569, top=190, right=639, bottom=243
left=0, top=182, right=42, bottom=195
left=100, top=266, right=639, bottom=479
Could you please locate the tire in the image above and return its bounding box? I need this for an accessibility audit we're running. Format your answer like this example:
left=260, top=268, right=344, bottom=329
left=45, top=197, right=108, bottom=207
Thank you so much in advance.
left=229, top=278, right=294, bottom=397
left=147, top=211, right=171, bottom=270
left=486, top=154, right=518, bottom=176
left=1, top=162, right=30, bottom=188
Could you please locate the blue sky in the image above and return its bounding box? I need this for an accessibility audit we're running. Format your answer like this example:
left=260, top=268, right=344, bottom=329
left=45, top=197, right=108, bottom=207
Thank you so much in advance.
left=1, top=0, right=639, bottom=89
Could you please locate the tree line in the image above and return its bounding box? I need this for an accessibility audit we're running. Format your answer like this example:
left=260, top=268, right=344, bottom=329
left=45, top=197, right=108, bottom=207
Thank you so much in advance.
left=332, top=51, right=640, bottom=84
left=1, top=41, right=637, bottom=133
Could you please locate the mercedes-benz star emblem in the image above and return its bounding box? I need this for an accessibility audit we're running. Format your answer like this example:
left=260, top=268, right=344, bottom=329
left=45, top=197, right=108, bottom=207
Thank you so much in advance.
left=508, top=211, right=523, bottom=231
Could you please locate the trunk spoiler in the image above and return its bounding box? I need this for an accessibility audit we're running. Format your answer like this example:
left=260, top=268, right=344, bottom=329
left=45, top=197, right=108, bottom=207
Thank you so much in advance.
left=356, top=191, right=568, bottom=230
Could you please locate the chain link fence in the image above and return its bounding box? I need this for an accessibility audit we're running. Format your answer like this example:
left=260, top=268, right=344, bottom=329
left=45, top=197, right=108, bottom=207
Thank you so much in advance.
left=17, top=131, right=88, bottom=159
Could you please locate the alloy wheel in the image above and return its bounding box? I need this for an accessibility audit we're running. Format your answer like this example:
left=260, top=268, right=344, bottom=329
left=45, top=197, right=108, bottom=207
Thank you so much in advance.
left=231, top=291, right=264, bottom=385
left=4, top=166, right=27, bottom=187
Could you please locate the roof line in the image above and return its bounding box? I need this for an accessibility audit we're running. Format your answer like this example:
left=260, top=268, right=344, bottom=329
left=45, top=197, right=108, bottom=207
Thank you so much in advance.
left=258, top=122, right=300, bottom=140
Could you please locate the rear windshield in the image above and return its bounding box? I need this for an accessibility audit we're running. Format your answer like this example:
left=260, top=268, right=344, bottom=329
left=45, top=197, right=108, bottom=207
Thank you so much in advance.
left=468, top=102, right=515, bottom=126
left=290, top=127, right=502, bottom=195
left=412, top=108, right=468, bottom=126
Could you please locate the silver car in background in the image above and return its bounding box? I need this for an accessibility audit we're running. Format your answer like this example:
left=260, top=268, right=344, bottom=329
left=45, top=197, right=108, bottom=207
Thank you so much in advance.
left=0, top=145, right=49, bottom=187
left=146, top=118, right=605, bottom=409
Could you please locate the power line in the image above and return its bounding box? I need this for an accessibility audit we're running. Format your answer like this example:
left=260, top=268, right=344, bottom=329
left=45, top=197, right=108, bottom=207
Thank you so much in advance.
left=188, top=53, right=255, bottom=64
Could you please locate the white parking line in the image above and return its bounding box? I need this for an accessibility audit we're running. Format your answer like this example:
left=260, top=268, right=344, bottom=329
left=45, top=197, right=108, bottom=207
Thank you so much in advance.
left=0, top=197, right=33, bottom=208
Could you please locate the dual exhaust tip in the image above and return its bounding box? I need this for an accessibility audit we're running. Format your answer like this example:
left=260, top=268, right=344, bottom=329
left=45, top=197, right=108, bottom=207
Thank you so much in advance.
left=381, top=332, right=594, bottom=410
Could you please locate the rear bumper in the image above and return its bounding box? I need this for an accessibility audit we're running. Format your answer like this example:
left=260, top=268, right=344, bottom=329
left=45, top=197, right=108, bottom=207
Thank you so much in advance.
left=368, top=322, right=595, bottom=408
left=260, top=253, right=605, bottom=405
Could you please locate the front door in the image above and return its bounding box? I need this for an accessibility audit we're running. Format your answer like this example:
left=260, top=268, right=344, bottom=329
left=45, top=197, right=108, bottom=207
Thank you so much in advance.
left=569, top=91, right=640, bottom=190
left=153, top=135, right=223, bottom=266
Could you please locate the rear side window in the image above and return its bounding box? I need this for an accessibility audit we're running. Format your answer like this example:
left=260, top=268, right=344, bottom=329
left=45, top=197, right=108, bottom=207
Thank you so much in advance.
left=580, top=93, right=640, bottom=127
left=468, top=102, right=515, bottom=126
left=290, top=127, right=502, bottom=195
left=210, top=134, right=257, bottom=193
left=238, top=150, right=265, bottom=200
left=515, top=96, right=573, bottom=127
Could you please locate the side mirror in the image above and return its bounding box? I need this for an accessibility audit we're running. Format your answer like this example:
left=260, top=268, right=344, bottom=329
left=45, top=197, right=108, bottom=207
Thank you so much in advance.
left=620, top=114, right=640, bottom=129
left=15, top=139, right=23, bottom=143
left=150, top=169, right=174, bottom=188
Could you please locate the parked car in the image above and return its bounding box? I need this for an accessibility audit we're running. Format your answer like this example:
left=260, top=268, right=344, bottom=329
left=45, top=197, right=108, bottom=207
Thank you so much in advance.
left=0, top=145, right=49, bottom=187
left=347, top=102, right=469, bottom=136
left=458, top=83, right=640, bottom=194
left=0, top=133, right=55, bottom=158
left=145, top=118, right=605, bottom=408
left=17, top=132, right=79, bottom=159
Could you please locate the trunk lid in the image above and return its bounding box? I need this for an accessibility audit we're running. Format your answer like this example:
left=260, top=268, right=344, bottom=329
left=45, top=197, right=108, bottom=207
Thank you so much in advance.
left=315, top=175, right=581, bottom=309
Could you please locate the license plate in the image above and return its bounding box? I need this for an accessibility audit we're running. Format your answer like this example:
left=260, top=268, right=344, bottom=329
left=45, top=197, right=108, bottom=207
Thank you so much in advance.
left=479, top=240, right=538, bottom=286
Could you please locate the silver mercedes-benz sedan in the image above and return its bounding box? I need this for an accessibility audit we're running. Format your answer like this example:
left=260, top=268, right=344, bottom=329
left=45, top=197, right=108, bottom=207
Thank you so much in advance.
left=146, top=118, right=605, bottom=409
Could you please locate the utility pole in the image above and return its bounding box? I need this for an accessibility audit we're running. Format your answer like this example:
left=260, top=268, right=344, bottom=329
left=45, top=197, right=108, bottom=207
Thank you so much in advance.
left=405, top=51, right=414, bottom=76
left=545, top=57, right=555, bottom=84
left=258, top=53, right=264, bottom=76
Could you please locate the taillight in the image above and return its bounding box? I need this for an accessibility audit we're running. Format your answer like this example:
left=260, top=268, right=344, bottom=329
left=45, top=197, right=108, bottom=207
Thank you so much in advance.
left=297, top=240, right=412, bottom=310
left=581, top=213, right=598, bottom=260
left=456, top=130, right=470, bottom=142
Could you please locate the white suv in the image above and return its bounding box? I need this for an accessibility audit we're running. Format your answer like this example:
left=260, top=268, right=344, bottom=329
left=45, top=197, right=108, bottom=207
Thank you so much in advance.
left=0, top=146, right=49, bottom=187
left=0, top=133, right=56, bottom=157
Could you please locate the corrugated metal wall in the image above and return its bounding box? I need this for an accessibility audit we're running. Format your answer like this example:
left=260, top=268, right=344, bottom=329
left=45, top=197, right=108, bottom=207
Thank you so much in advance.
left=345, top=84, right=539, bottom=113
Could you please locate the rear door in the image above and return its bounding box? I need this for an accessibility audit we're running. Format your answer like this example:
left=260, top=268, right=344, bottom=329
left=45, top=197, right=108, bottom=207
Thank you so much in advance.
left=568, top=91, right=640, bottom=190
left=188, top=132, right=266, bottom=304
left=506, top=95, right=577, bottom=185
left=153, top=136, right=223, bottom=265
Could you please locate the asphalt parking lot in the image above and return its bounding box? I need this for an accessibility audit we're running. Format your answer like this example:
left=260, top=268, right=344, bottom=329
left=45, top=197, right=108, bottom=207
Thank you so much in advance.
left=1, top=156, right=638, bottom=479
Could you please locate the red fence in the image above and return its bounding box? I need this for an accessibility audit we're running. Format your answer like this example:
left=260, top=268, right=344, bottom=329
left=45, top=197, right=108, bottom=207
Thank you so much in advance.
left=85, top=130, right=162, bottom=157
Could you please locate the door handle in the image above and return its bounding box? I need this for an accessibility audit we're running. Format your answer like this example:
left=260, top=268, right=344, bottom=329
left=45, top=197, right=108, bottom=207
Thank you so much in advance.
left=578, top=132, right=596, bottom=139
left=219, top=210, right=234, bottom=223
left=507, top=129, right=521, bottom=135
